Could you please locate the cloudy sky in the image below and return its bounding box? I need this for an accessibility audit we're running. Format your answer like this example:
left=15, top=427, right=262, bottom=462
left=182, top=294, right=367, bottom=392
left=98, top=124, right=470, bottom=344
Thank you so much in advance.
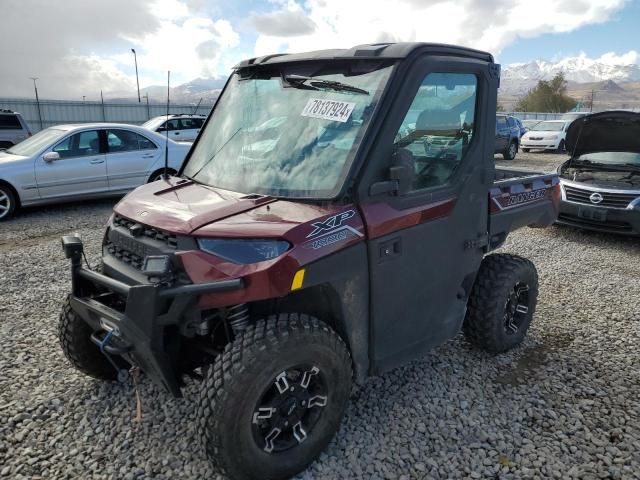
left=1, top=0, right=638, bottom=99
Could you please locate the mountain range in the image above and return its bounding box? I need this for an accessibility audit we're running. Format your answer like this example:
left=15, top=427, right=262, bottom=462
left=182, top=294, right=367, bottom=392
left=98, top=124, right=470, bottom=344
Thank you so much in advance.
left=124, top=55, right=640, bottom=111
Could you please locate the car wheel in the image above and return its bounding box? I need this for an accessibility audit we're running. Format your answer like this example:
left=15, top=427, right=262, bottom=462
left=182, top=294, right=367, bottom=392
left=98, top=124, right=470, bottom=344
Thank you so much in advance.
left=198, top=314, right=352, bottom=480
left=0, top=183, right=17, bottom=221
left=58, top=295, right=125, bottom=381
left=502, top=141, right=517, bottom=160
left=463, top=253, right=538, bottom=353
left=522, top=148, right=530, bottom=153
left=556, top=139, right=566, bottom=153
left=148, top=168, right=177, bottom=183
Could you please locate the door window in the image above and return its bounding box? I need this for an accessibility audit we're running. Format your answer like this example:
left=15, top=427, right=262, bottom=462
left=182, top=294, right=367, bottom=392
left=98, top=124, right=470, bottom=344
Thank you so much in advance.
left=393, top=72, right=477, bottom=191
left=53, top=130, right=101, bottom=158
left=107, top=130, right=157, bottom=152
left=0, top=114, right=21, bottom=129
left=180, top=118, right=200, bottom=129
left=497, top=116, right=508, bottom=129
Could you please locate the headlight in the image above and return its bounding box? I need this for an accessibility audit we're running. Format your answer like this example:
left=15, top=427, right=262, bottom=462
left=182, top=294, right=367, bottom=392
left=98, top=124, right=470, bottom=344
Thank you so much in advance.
left=198, top=238, right=291, bottom=264
left=548, top=135, right=558, bottom=139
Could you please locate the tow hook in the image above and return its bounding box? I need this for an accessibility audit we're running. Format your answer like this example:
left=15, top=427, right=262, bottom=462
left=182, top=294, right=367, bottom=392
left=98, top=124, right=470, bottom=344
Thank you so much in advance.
left=91, top=330, right=131, bottom=382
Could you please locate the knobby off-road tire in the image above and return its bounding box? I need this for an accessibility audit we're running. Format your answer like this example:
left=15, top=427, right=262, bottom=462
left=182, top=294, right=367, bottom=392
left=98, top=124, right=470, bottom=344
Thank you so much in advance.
left=463, top=253, right=539, bottom=353
left=198, top=314, right=353, bottom=480
left=58, top=295, right=120, bottom=381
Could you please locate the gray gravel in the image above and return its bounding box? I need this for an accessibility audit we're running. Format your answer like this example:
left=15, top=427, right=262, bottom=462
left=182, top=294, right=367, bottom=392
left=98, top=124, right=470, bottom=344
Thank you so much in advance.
left=1, top=153, right=640, bottom=479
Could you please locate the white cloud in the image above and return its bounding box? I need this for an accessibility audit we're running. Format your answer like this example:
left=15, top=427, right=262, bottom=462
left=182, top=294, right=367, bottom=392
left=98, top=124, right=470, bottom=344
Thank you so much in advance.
left=596, top=50, right=639, bottom=65
left=252, top=0, right=627, bottom=58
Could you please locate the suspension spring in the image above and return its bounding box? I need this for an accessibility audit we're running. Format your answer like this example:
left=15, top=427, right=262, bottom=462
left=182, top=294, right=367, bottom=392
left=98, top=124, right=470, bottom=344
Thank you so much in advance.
left=228, top=303, right=249, bottom=334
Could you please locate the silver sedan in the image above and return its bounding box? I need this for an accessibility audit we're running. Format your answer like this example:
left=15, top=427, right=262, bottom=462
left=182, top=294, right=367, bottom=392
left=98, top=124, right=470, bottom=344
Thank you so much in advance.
left=0, top=123, right=191, bottom=220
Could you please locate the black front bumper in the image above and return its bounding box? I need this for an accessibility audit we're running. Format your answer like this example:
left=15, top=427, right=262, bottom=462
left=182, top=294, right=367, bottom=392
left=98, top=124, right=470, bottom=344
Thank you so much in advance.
left=63, top=236, right=243, bottom=396
left=557, top=200, right=640, bottom=236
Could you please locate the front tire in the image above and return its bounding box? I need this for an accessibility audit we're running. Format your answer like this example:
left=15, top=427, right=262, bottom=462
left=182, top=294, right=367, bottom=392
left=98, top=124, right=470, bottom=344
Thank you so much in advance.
left=198, top=314, right=352, bottom=480
left=0, top=183, right=17, bottom=221
left=463, top=254, right=538, bottom=353
left=556, top=139, right=566, bottom=153
left=58, top=296, right=120, bottom=381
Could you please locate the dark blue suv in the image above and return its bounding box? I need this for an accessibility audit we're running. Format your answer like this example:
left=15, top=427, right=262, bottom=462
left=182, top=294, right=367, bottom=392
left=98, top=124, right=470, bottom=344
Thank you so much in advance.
left=495, top=114, right=521, bottom=160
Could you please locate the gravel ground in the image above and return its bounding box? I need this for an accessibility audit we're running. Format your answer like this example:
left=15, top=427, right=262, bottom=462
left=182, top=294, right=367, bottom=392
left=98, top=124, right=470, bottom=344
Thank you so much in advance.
left=1, top=153, right=639, bottom=480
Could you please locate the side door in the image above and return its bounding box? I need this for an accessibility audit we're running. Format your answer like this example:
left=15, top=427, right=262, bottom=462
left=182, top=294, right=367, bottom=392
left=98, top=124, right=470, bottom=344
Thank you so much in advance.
left=105, top=129, right=161, bottom=191
left=159, top=118, right=183, bottom=142
left=178, top=117, right=201, bottom=141
left=35, top=129, right=108, bottom=200
left=359, top=61, right=496, bottom=373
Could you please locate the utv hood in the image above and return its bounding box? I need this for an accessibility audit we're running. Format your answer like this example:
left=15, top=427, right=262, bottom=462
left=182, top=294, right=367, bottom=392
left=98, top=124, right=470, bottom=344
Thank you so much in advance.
left=114, top=177, right=339, bottom=237
left=565, top=111, right=640, bottom=157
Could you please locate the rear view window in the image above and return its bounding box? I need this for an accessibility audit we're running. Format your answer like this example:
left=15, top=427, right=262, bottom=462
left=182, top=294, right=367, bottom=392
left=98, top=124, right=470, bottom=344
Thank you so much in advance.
left=0, top=114, right=21, bottom=129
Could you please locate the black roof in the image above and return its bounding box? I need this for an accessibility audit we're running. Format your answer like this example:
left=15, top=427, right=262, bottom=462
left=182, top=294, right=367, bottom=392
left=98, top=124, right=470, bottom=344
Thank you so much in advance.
left=235, top=42, right=494, bottom=69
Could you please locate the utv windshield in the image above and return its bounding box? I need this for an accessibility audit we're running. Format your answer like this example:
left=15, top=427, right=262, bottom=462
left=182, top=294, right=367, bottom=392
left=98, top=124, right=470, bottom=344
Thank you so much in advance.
left=183, top=63, right=393, bottom=198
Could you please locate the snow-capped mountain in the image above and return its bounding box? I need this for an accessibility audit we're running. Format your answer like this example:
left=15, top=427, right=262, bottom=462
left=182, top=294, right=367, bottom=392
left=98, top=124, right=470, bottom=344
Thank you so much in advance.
left=501, top=55, right=640, bottom=94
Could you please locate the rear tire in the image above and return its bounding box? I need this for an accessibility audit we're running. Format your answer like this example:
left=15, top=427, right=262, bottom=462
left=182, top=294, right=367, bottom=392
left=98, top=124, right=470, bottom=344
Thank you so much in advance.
left=463, top=254, right=538, bottom=353
left=58, top=296, right=120, bottom=381
left=198, top=314, right=352, bottom=480
left=0, top=183, right=17, bottom=221
left=502, top=141, right=517, bottom=160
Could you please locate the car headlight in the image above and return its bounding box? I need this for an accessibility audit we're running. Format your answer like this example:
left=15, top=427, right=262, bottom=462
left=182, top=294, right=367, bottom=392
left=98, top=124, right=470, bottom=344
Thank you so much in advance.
left=548, top=135, right=558, bottom=139
left=198, top=238, right=291, bottom=264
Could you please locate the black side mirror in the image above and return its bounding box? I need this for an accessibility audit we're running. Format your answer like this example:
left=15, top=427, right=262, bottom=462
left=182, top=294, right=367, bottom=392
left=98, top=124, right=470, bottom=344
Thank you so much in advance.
left=369, top=149, right=416, bottom=196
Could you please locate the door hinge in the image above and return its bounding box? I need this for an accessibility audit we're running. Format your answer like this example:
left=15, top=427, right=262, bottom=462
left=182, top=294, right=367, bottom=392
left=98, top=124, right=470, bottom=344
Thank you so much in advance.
left=464, top=233, right=489, bottom=250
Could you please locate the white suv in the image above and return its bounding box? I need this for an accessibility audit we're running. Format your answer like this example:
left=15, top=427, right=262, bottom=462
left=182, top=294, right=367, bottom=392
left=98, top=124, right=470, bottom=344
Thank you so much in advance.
left=0, top=110, right=32, bottom=149
left=141, top=114, right=205, bottom=142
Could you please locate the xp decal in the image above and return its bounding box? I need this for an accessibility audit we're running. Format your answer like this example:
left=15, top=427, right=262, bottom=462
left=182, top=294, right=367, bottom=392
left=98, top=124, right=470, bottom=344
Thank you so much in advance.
left=307, top=210, right=357, bottom=238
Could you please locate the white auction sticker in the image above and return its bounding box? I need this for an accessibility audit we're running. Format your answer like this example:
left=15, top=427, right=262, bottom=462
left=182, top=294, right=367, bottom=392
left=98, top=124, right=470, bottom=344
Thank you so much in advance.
left=301, top=98, right=356, bottom=123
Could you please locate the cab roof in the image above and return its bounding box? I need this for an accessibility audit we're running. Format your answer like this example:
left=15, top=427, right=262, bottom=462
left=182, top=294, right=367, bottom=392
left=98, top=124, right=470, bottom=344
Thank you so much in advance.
left=235, top=42, right=494, bottom=69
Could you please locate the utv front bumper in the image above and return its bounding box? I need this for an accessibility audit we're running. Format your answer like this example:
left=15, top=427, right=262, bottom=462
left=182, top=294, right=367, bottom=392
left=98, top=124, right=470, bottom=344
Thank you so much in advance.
left=62, top=236, right=243, bottom=396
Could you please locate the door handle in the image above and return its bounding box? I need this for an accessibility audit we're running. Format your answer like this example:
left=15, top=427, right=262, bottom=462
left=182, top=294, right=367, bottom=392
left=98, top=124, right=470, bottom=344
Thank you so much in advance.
left=142, top=154, right=154, bottom=159
left=174, top=132, right=180, bottom=135
left=90, top=158, right=105, bottom=164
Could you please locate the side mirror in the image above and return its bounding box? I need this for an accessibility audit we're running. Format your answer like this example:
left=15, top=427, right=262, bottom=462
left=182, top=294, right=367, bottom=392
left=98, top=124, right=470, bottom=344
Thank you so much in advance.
left=43, top=152, right=60, bottom=162
left=369, top=149, right=416, bottom=196
left=156, top=127, right=166, bottom=132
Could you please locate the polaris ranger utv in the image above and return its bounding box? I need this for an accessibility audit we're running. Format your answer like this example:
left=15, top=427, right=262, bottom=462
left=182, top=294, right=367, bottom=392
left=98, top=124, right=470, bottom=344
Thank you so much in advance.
left=59, top=43, right=560, bottom=480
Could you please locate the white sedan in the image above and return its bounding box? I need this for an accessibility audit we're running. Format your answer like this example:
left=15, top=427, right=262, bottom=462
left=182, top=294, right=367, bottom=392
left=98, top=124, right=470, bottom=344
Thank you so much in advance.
left=521, top=120, right=570, bottom=153
left=0, top=123, right=190, bottom=220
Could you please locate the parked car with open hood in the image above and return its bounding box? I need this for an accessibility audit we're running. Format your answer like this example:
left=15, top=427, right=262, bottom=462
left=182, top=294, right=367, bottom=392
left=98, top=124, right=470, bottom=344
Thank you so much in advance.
left=521, top=120, right=570, bottom=153
left=557, top=111, right=640, bottom=235
left=0, top=123, right=190, bottom=220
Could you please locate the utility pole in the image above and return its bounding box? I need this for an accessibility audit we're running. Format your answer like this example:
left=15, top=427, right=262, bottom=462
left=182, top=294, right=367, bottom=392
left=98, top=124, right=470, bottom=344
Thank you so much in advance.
left=100, top=90, right=106, bottom=121
left=144, top=94, right=150, bottom=120
left=131, top=48, right=141, bottom=103
left=29, top=77, right=43, bottom=131
left=590, top=89, right=595, bottom=112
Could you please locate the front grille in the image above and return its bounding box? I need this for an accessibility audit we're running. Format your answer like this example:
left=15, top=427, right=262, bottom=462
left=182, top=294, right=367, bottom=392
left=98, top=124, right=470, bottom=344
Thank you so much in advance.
left=558, top=213, right=633, bottom=232
left=104, top=241, right=144, bottom=269
left=113, top=214, right=178, bottom=248
left=563, top=185, right=639, bottom=209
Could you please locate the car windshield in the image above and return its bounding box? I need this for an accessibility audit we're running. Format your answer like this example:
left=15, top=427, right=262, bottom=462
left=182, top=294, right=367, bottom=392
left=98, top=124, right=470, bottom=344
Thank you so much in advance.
left=531, top=121, right=565, bottom=132
left=578, top=151, right=640, bottom=166
left=5, top=128, right=67, bottom=156
left=182, top=63, right=393, bottom=198
left=141, top=117, right=165, bottom=129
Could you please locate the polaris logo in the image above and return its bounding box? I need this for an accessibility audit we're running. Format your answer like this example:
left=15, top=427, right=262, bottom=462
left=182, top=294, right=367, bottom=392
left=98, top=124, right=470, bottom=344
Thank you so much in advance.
left=307, top=210, right=356, bottom=238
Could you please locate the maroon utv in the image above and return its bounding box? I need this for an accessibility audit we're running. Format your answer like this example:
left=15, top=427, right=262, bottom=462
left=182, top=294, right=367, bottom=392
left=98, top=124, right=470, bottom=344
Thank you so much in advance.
left=59, top=43, right=560, bottom=480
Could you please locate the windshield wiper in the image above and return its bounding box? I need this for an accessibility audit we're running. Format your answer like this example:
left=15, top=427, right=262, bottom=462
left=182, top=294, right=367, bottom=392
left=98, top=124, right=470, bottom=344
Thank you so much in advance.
left=283, top=75, right=369, bottom=95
